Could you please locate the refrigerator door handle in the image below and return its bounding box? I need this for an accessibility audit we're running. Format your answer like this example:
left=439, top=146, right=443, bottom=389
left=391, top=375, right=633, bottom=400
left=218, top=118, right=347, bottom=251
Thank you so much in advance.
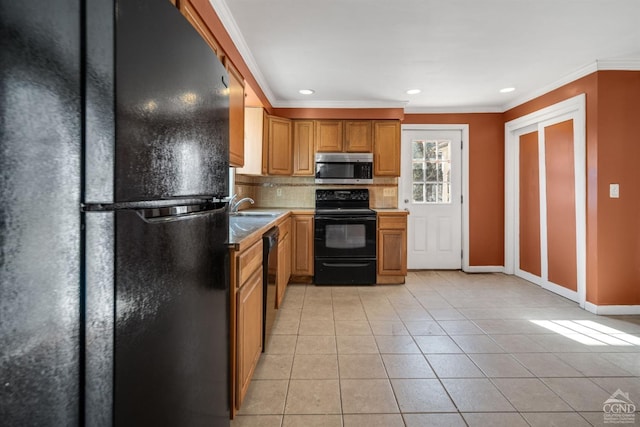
left=135, top=203, right=227, bottom=224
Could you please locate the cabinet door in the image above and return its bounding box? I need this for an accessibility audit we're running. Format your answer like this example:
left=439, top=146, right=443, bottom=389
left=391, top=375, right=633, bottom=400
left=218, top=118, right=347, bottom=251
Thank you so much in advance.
left=285, top=232, right=292, bottom=282
left=293, top=121, right=314, bottom=175
left=267, top=116, right=292, bottom=175
left=315, top=120, right=343, bottom=152
left=236, top=107, right=264, bottom=175
left=373, top=121, right=401, bottom=176
left=377, top=229, right=407, bottom=276
left=227, top=59, right=245, bottom=167
left=178, top=0, right=223, bottom=59
left=276, top=238, right=286, bottom=307
left=292, top=215, right=314, bottom=276
left=236, top=267, right=263, bottom=408
left=344, top=121, right=372, bottom=152
left=276, top=218, right=291, bottom=307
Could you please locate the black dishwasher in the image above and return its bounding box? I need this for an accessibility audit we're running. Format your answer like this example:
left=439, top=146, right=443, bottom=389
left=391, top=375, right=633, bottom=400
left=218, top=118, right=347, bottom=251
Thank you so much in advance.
left=262, top=227, right=279, bottom=352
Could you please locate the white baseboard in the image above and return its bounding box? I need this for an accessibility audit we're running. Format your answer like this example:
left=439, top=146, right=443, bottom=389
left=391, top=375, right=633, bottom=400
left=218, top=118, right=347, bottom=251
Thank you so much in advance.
left=540, top=281, right=579, bottom=303
left=584, top=302, right=640, bottom=315
left=517, top=269, right=579, bottom=303
left=464, top=266, right=505, bottom=273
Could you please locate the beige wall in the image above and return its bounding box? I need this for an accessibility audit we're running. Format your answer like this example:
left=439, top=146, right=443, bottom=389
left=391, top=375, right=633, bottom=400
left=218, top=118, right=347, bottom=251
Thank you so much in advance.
left=235, top=175, right=399, bottom=209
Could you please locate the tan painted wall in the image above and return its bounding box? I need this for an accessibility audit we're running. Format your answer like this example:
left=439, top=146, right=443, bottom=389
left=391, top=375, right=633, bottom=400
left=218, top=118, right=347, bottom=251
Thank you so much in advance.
left=505, top=71, right=640, bottom=306
left=594, top=71, right=640, bottom=305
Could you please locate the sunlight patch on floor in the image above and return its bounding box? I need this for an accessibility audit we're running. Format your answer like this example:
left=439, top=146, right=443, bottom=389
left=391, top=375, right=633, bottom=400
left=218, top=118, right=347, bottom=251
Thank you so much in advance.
left=531, top=320, right=640, bottom=346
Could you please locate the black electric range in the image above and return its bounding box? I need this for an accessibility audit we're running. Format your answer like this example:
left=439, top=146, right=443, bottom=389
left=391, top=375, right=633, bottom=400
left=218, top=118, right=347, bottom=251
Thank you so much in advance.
left=314, top=189, right=377, bottom=285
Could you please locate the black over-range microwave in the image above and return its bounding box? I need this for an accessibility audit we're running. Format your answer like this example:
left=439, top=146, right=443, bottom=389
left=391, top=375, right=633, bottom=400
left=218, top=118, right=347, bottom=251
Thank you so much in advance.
left=314, top=153, right=373, bottom=184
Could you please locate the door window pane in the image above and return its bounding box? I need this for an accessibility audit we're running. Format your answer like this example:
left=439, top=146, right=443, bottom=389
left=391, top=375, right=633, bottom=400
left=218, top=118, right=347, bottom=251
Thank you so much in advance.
left=413, top=163, right=424, bottom=181
left=412, top=141, right=424, bottom=160
left=413, top=184, right=424, bottom=202
left=411, top=139, right=452, bottom=204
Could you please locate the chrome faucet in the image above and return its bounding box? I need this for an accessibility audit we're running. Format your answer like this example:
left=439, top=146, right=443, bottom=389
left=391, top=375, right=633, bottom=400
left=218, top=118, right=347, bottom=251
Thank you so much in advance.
left=230, top=196, right=255, bottom=213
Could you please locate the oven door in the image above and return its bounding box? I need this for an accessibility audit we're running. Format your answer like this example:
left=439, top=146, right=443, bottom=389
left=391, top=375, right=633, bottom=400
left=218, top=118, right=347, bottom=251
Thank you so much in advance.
left=314, top=215, right=376, bottom=258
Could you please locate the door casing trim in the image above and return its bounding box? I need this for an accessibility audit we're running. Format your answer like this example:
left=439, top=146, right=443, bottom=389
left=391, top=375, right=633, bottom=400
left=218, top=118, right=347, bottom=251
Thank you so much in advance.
left=504, top=94, right=586, bottom=307
left=400, top=124, right=470, bottom=270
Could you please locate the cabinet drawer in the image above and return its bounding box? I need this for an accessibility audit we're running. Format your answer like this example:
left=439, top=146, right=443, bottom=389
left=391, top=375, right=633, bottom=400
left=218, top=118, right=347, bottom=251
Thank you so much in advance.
left=237, top=239, right=263, bottom=287
left=378, top=215, right=406, bottom=230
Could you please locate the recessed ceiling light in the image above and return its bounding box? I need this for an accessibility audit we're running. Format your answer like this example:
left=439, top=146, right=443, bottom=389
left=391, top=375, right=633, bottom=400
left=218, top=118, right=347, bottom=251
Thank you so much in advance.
left=299, top=89, right=315, bottom=95
left=500, top=87, right=515, bottom=93
left=406, top=89, right=421, bottom=95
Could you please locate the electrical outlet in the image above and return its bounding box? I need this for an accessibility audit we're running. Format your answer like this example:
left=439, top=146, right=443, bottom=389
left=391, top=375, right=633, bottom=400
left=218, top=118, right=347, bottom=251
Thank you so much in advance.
left=383, top=188, right=394, bottom=197
left=276, top=188, right=282, bottom=197
left=609, top=183, right=620, bottom=198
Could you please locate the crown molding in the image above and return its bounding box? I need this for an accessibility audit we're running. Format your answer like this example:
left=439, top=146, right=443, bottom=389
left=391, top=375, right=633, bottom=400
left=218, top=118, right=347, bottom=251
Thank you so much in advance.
left=501, top=62, right=598, bottom=112
left=501, top=59, right=640, bottom=112
left=208, top=0, right=277, bottom=104
left=272, top=100, right=409, bottom=109
left=596, top=58, right=640, bottom=70
left=404, top=106, right=503, bottom=114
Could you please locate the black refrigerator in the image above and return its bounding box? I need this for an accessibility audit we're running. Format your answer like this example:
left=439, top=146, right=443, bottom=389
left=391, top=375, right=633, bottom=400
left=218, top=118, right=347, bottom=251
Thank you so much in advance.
left=1, top=0, right=231, bottom=426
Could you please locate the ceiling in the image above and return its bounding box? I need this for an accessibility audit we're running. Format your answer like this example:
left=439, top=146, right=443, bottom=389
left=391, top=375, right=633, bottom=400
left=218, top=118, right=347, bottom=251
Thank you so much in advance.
left=211, top=0, right=640, bottom=112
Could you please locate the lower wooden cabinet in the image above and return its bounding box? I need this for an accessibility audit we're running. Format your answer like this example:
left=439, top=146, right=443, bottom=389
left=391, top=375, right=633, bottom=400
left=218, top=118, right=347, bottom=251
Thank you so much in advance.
left=291, top=214, right=314, bottom=277
left=230, top=237, right=263, bottom=416
left=377, top=211, right=408, bottom=284
left=276, top=217, right=292, bottom=307
left=236, top=266, right=262, bottom=408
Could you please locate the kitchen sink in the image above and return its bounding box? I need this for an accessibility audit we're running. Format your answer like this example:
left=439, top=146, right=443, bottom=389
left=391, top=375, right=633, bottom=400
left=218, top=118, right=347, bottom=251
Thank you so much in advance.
left=230, top=211, right=280, bottom=217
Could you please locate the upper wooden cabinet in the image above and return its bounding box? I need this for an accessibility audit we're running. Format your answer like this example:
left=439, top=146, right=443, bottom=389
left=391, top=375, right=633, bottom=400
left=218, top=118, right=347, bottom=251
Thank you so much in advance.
left=236, top=107, right=264, bottom=175
left=177, top=0, right=224, bottom=60
left=344, top=121, right=373, bottom=152
left=226, top=59, right=245, bottom=167
left=177, top=0, right=247, bottom=167
left=314, top=120, right=373, bottom=153
left=267, top=116, right=293, bottom=175
left=293, top=121, right=314, bottom=176
left=238, top=112, right=294, bottom=176
left=315, top=120, right=344, bottom=152
left=373, top=121, right=401, bottom=176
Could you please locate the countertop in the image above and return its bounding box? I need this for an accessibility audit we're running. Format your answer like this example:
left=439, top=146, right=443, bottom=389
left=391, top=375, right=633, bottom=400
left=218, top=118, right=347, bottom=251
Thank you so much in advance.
left=372, top=208, right=409, bottom=213
left=228, top=209, right=289, bottom=250
left=228, top=207, right=406, bottom=250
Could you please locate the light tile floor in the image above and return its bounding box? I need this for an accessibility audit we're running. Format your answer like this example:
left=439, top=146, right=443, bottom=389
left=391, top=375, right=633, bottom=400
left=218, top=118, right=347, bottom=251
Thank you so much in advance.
left=232, top=271, right=640, bottom=426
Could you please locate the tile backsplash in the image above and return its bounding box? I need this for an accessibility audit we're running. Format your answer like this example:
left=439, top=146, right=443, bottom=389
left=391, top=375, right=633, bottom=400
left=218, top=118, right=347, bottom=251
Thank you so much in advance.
left=235, top=174, right=398, bottom=209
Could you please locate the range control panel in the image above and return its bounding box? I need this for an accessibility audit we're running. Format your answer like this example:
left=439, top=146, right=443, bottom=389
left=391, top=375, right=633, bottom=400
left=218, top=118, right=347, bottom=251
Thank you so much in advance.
left=315, top=189, right=369, bottom=202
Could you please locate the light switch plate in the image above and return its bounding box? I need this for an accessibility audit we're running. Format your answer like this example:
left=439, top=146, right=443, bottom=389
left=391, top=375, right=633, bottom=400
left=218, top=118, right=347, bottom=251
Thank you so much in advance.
left=609, top=183, right=620, bottom=198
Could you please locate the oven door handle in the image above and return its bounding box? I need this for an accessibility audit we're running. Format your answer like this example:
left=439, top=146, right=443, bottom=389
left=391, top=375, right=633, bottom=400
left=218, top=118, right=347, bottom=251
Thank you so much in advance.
left=320, top=262, right=373, bottom=268
left=315, top=216, right=376, bottom=221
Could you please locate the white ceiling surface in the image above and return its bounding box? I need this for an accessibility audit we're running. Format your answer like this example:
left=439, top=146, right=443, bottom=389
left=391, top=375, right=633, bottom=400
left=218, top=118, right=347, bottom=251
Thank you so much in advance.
left=213, top=0, right=640, bottom=112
